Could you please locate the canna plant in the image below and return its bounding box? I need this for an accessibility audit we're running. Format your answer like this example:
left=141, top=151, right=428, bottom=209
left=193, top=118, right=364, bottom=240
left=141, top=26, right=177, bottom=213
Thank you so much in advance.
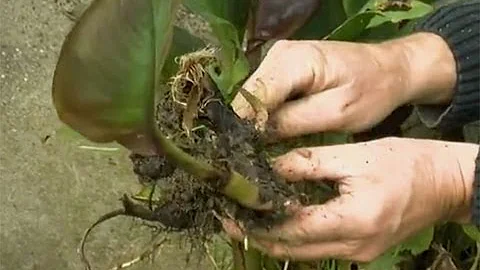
left=52, top=0, right=479, bottom=269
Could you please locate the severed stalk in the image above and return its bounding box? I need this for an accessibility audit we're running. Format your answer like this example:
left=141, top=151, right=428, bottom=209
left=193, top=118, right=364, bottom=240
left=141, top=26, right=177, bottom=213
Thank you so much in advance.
left=151, top=124, right=272, bottom=211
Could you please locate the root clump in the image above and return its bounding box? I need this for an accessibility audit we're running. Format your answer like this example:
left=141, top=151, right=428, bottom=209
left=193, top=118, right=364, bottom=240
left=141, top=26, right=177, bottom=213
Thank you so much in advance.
left=80, top=48, right=338, bottom=269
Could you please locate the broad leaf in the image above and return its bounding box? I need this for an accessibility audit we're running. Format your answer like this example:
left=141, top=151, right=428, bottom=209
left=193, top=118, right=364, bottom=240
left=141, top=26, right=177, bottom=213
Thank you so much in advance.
left=184, top=0, right=250, bottom=100
left=184, top=0, right=251, bottom=41
left=358, top=22, right=402, bottom=42
left=162, top=26, right=205, bottom=80
left=342, top=0, right=369, bottom=16
left=364, top=251, right=404, bottom=270
left=363, top=227, right=434, bottom=269
left=463, top=225, right=480, bottom=242
left=52, top=0, right=180, bottom=155
left=397, top=226, right=434, bottom=255
left=362, top=0, right=434, bottom=28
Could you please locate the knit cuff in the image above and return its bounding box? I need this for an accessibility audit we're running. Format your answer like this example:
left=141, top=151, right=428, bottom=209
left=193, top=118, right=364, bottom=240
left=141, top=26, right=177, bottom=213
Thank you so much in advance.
left=473, top=146, right=480, bottom=226
left=413, top=0, right=480, bottom=131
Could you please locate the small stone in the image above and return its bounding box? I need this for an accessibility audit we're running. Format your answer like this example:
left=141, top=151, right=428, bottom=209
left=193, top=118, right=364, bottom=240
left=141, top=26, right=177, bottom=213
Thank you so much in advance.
left=0, top=74, right=5, bottom=79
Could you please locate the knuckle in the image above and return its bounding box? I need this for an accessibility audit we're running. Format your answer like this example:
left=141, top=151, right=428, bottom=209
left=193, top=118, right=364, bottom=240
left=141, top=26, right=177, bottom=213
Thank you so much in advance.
left=269, top=40, right=293, bottom=53
left=297, top=42, right=323, bottom=57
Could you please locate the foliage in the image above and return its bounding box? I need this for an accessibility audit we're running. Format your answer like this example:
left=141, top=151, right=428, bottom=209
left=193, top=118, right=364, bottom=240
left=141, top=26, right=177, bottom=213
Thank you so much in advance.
left=184, top=0, right=251, bottom=101
left=52, top=0, right=180, bottom=155
left=52, top=0, right=477, bottom=269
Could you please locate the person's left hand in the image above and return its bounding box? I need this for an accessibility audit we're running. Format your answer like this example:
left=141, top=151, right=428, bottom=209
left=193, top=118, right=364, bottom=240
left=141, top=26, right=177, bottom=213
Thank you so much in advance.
left=223, top=138, right=478, bottom=262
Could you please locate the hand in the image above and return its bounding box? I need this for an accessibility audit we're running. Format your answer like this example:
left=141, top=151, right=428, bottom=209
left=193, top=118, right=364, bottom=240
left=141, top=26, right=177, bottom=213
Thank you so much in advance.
left=232, top=33, right=456, bottom=139
left=224, top=138, right=478, bottom=262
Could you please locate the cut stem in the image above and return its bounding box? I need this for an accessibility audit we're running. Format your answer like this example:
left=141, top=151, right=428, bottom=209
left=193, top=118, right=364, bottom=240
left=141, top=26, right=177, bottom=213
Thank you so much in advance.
left=152, top=126, right=271, bottom=210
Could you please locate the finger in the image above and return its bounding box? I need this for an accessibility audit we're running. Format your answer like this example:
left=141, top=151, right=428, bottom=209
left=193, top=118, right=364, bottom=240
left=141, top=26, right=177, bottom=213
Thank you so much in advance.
left=267, top=87, right=353, bottom=139
left=232, top=40, right=327, bottom=119
left=221, top=218, right=245, bottom=241
left=250, top=197, right=355, bottom=244
left=273, top=144, right=356, bottom=182
left=252, top=239, right=356, bottom=261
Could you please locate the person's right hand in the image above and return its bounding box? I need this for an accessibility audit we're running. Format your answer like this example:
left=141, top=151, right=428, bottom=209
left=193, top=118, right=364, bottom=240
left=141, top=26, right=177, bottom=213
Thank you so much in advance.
left=232, top=33, right=456, bottom=139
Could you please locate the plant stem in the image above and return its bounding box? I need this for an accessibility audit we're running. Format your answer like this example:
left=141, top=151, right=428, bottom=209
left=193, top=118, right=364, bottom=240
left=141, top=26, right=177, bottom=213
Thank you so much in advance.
left=152, top=126, right=271, bottom=210
left=263, top=257, right=281, bottom=270
left=470, top=242, right=480, bottom=270
left=224, top=171, right=272, bottom=210
left=245, top=248, right=263, bottom=270
left=231, top=239, right=263, bottom=270
left=232, top=240, right=246, bottom=270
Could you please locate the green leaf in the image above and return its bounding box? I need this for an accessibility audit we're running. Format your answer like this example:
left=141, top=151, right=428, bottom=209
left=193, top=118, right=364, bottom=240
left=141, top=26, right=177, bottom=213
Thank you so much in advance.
left=52, top=0, right=180, bottom=155
left=463, top=225, right=480, bottom=242
left=293, top=0, right=347, bottom=39
left=363, top=227, right=434, bottom=270
left=342, top=0, right=369, bottom=16
left=362, top=0, right=434, bottom=28
left=358, top=22, right=402, bottom=42
left=326, top=11, right=380, bottom=41
left=364, top=251, right=404, bottom=270
left=184, top=0, right=250, bottom=100
left=397, top=226, right=434, bottom=255
left=321, top=132, right=353, bottom=145
left=184, top=0, right=251, bottom=41
left=162, top=27, right=205, bottom=80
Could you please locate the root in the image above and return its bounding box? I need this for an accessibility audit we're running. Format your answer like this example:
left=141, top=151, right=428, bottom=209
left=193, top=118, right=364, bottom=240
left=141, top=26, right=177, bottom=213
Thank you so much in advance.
left=79, top=195, right=159, bottom=270
left=109, top=236, right=168, bottom=270
left=169, top=47, right=217, bottom=136
left=79, top=209, right=126, bottom=270
left=170, top=47, right=216, bottom=108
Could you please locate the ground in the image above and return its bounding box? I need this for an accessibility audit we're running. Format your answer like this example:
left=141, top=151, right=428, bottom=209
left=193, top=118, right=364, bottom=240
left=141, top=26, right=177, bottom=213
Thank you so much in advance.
left=0, top=1, right=213, bottom=269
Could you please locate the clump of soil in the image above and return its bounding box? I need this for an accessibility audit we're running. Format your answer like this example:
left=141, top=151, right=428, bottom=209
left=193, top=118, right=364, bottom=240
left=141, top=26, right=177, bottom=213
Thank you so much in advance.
left=136, top=80, right=298, bottom=233
left=119, top=47, right=341, bottom=238
left=79, top=50, right=338, bottom=269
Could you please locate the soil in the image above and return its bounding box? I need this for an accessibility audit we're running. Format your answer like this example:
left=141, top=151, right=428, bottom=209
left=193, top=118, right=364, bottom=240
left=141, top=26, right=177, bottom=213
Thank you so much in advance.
left=123, top=78, right=300, bottom=234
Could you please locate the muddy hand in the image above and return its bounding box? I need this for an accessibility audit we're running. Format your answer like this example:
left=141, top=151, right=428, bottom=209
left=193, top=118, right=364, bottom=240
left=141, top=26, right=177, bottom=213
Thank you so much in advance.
left=223, top=138, right=478, bottom=262
left=232, top=33, right=456, bottom=139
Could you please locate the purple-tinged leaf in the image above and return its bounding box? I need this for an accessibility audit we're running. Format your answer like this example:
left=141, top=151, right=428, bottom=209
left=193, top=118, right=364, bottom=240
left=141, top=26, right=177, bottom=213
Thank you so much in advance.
left=52, top=0, right=180, bottom=155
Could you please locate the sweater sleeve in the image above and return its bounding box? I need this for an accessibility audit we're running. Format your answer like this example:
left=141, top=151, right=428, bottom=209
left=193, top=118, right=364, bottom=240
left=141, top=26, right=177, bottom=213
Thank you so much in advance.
left=413, top=1, right=480, bottom=226
left=413, top=0, right=479, bottom=131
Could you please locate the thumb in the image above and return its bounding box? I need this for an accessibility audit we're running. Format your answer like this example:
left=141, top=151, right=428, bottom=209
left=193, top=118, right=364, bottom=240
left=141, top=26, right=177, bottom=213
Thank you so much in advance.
left=273, top=144, right=356, bottom=183
left=232, top=40, right=327, bottom=119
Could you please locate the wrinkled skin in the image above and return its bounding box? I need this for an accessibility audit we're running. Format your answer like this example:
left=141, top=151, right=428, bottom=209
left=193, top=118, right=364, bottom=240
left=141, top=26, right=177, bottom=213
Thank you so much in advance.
left=224, top=137, right=478, bottom=262
left=226, top=33, right=479, bottom=262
